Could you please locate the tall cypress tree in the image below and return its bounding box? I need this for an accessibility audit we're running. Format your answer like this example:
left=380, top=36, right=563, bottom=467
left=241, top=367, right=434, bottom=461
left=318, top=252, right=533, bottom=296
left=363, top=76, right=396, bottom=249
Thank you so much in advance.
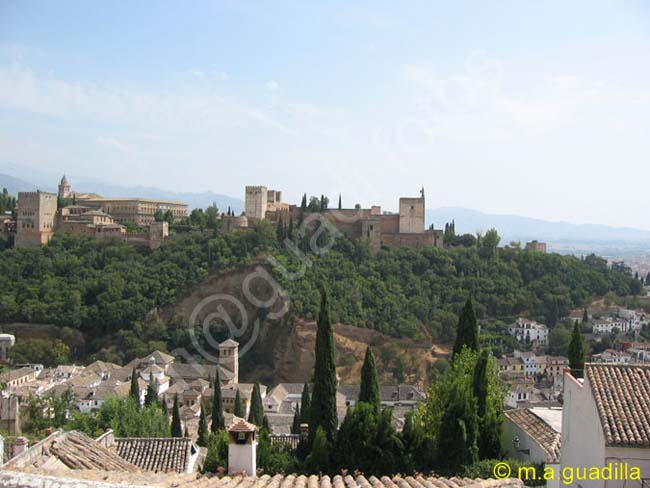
left=299, top=383, right=311, bottom=424
left=568, top=321, right=585, bottom=378
left=211, top=370, right=225, bottom=432
left=308, top=287, right=338, bottom=448
left=292, top=405, right=301, bottom=435
left=472, top=349, right=501, bottom=459
left=276, top=214, right=284, bottom=242
left=437, top=379, right=479, bottom=471
left=197, top=401, right=209, bottom=446
left=338, top=194, right=342, bottom=210
left=248, top=382, right=265, bottom=426
left=233, top=389, right=244, bottom=418
left=359, top=346, right=380, bottom=412
left=582, top=308, right=589, bottom=323
left=171, top=394, right=183, bottom=437
left=129, top=368, right=140, bottom=406
left=452, top=297, right=479, bottom=359
left=145, top=374, right=158, bottom=406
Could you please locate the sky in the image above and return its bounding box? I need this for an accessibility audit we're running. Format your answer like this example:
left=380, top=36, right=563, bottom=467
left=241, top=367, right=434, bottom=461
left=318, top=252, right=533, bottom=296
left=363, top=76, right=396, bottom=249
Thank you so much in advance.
left=1, top=0, right=650, bottom=228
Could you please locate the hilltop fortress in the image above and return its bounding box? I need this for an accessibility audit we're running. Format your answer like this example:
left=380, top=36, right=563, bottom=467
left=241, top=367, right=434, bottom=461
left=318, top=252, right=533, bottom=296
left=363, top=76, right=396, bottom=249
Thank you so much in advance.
left=239, top=185, right=444, bottom=253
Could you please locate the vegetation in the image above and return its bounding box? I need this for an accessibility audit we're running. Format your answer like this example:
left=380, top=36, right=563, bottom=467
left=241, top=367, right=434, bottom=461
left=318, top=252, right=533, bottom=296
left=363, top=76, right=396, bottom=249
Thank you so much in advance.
left=308, top=288, right=338, bottom=448
left=248, top=382, right=264, bottom=426
left=67, top=396, right=169, bottom=438
left=568, top=321, right=585, bottom=378
left=0, top=223, right=641, bottom=364
left=359, top=346, right=380, bottom=412
left=202, top=430, right=229, bottom=473
left=233, top=389, right=244, bottom=418
left=211, top=369, right=225, bottom=432
left=171, top=394, right=182, bottom=437
left=0, top=188, right=16, bottom=215
left=452, top=297, right=479, bottom=358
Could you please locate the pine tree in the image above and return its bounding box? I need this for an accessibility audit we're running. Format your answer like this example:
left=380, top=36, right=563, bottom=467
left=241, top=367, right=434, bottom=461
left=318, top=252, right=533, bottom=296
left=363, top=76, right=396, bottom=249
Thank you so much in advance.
left=452, top=297, right=479, bottom=358
left=292, top=405, right=301, bottom=435
left=248, top=382, right=264, bottom=426
left=359, top=346, right=380, bottom=412
left=568, top=321, right=585, bottom=378
left=299, top=383, right=311, bottom=424
left=197, top=402, right=209, bottom=446
left=233, top=389, right=244, bottom=418
left=171, top=394, right=183, bottom=437
left=308, top=288, right=338, bottom=448
left=129, top=368, right=140, bottom=406
left=211, top=370, right=225, bottom=432
left=582, top=308, right=589, bottom=323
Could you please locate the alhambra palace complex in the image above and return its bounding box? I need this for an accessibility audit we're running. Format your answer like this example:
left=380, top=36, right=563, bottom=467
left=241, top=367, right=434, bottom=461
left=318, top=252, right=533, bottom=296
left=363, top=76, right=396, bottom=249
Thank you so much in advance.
left=2, top=176, right=446, bottom=252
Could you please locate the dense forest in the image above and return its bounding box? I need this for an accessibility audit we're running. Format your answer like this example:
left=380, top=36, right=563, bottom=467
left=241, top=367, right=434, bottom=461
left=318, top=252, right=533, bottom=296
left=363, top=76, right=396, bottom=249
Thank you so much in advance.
left=0, top=220, right=642, bottom=364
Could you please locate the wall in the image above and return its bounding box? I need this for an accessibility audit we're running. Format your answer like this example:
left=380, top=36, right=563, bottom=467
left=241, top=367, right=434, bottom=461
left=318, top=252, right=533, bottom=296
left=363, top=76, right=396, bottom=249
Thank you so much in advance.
left=15, top=192, right=57, bottom=247
left=399, top=197, right=425, bottom=234
left=245, top=186, right=268, bottom=220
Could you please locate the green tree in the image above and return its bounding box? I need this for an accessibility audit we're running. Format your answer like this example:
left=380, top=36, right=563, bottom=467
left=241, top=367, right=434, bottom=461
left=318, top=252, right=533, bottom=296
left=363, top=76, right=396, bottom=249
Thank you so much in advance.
left=308, top=288, right=338, bottom=448
left=299, top=383, right=311, bottom=424
left=582, top=308, right=589, bottom=323
left=248, top=382, right=265, bottom=426
left=359, top=346, right=380, bottom=412
left=568, top=321, right=585, bottom=378
left=171, top=394, right=183, bottom=437
left=129, top=368, right=140, bottom=406
left=305, top=426, right=330, bottom=474
left=452, top=297, right=479, bottom=358
left=145, top=374, right=158, bottom=406
left=211, top=371, right=225, bottom=432
left=197, top=401, right=209, bottom=447
left=338, top=194, right=342, bottom=210
left=202, top=431, right=229, bottom=473
left=291, top=404, right=301, bottom=435
left=233, top=389, right=244, bottom=418
left=473, top=349, right=501, bottom=459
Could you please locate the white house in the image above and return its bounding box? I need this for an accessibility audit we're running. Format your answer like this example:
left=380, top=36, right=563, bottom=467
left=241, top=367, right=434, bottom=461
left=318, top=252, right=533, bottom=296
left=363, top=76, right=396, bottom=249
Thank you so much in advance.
left=503, top=407, right=562, bottom=488
left=561, top=363, right=650, bottom=487
left=509, top=318, right=549, bottom=346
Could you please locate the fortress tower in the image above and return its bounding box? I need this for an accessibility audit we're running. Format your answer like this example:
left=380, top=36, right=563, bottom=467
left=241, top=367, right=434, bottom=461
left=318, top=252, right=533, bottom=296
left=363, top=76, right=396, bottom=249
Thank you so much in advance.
left=15, top=191, right=57, bottom=247
left=58, top=175, right=71, bottom=200
left=398, top=187, right=425, bottom=234
left=245, top=186, right=268, bottom=220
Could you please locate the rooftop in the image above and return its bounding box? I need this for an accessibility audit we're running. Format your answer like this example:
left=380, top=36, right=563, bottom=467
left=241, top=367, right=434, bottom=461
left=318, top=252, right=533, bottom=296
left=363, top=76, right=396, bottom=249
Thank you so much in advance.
left=586, top=362, right=650, bottom=447
left=504, top=408, right=561, bottom=463
left=114, top=437, right=196, bottom=473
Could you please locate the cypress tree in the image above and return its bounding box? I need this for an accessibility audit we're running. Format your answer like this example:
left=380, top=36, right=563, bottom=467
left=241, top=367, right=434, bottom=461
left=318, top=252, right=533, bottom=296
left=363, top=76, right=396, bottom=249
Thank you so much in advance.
left=301, top=194, right=307, bottom=211
left=197, top=402, right=209, bottom=446
left=437, top=380, right=479, bottom=471
left=171, top=394, right=183, bottom=437
left=233, top=389, right=244, bottom=418
left=568, top=321, right=585, bottom=378
left=452, top=297, right=479, bottom=359
left=308, top=287, right=338, bottom=448
left=129, top=368, right=139, bottom=406
left=299, top=383, right=311, bottom=424
left=248, top=382, right=265, bottom=426
left=211, top=370, right=225, bottom=432
left=472, top=350, right=489, bottom=418
left=359, top=346, right=380, bottom=412
left=145, top=374, right=158, bottom=406
left=292, top=405, right=301, bottom=435
left=338, top=194, right=342, bottom=210
left=306, top=426, right=330, bottom=474
left=276, top=214, right=284, bottom=242
left=288, top=216, right=294, bottom=240
left=472, top=349, right=501, bottom=459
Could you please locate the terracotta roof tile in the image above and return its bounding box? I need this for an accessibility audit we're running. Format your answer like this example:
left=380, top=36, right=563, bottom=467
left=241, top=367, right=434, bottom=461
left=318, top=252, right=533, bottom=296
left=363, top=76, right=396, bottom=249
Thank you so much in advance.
left=114, top=437, right=195, bottom=473
left=504, top=408, right=561, bottom=462
left=587, top=363, right=650, bottom=447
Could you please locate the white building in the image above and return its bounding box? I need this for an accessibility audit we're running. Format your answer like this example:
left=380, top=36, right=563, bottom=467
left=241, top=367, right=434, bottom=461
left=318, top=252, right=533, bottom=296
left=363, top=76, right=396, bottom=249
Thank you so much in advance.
left=503, top=407, right=562, bottom=488
left=509, top=318, right=549, bottom=346
left=561, top=363, right=650, bottom=487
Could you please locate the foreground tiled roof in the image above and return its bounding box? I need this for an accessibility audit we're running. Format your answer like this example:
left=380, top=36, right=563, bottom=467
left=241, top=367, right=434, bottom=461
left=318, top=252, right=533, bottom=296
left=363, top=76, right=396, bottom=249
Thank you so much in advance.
left=504, top=408, right=561, bottom=463
left=3, top=431, right=137, bottom=472
left=0, top=472, right=526, bottom=488
left=114, top=437, right=195, bottom=473
left=587, top=363, right=650, bottom=447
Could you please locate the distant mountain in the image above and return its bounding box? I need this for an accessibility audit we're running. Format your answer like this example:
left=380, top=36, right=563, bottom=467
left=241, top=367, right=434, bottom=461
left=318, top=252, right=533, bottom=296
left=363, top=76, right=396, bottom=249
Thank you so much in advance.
left=0, top=174, right=37, bottom=194
left=427, top=207, right=650, bottom=256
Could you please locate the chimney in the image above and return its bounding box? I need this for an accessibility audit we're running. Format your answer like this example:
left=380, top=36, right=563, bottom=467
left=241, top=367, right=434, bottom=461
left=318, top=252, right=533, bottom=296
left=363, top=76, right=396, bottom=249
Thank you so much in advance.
left=12, top=436, right=28, bottom=458
left=227, top=419, right=257, bottom=476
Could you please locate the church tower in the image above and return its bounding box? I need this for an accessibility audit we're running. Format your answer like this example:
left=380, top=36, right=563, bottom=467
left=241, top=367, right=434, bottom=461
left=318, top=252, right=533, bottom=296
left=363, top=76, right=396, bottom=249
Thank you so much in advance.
left=58, top=175, right=71, bottom=200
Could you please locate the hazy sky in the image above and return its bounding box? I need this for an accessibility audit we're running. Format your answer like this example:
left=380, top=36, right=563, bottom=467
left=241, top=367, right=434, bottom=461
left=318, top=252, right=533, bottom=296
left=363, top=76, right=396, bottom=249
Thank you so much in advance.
left=1, top=0, right=650, bottom=228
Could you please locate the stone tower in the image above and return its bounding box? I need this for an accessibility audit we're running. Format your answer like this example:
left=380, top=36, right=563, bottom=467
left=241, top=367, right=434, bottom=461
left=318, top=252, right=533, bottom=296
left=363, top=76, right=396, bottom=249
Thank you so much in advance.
left=58, top=175, right=71, bottom=200
left=398, top=187, right=425, bottom=234
left=218, top=339, right=239, bottom=384
left=15, top=191, right=57, bottom=247
left=245, top=186, right=268, bottom=220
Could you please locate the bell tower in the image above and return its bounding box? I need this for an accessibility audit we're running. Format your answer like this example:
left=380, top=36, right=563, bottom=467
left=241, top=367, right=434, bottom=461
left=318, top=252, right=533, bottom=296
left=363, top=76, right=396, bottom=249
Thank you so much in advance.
left=58, top=175, right=71, bottom=200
